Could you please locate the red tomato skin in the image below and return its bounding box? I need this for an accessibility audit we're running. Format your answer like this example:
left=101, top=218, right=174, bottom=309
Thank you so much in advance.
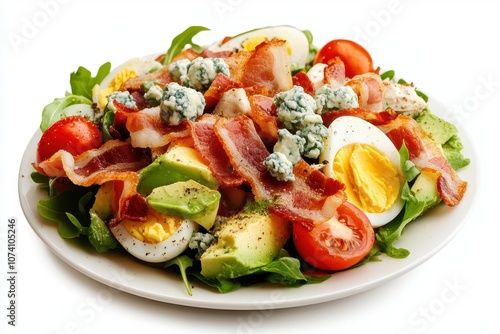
left=293, top=202, right=375, bottom=271
left=314, top=39, right=374, bottom=79
left=36, top=116, right=103, bottom=163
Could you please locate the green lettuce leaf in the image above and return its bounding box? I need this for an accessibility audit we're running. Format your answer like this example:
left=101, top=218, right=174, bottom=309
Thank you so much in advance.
left=40, top=94, right=93, bottom=131
left=70, top=62, right=111, bottom=100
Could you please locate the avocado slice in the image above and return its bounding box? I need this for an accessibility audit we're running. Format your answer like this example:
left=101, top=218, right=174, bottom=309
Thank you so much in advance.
left=415, top=109, right=457, bottom=145
left=146, top=180, right=221, bottom=231
left=411, top=170, right=441, bottom=206
left=137, top=146, right=219, bottom=196
left=200, top=212, right=291, bottom=279
left=415, top=109, right=470, bottom=170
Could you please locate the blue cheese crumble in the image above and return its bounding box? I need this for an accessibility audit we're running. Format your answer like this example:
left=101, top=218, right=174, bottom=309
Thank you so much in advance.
left=274, top=85, right=318, bottom=130
left=160, top=82, right=205, bottom=125
left=181, top=57, right=230, bottom=92
left=263, top=152, right=295, bottom=182
left=273, top=128, right=306, bottom=165
left=315, top=84, right=359, bottom=113
left=106, top=91, right=137, bottom=112
left=168, top=59, right=191, bottom=82
left=296, top=122, right=329, bottom=159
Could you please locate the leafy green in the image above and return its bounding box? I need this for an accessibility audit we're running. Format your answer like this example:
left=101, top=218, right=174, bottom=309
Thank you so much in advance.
left=164, top=255, right=194, bottom=295
left=163, top=26, right=210, bottom=65
left=40, top=94, right=93, bottom=131
left=242, top=197, right=273, bottom=215
left=101, top=111, right=115, bottom=142
left=375, top=144, right=439, bottom=258
left=37, top=186, right=95, bottom=238
left=400, top=142, right=420, bottom=182
left=380, top=70, right=395, bottom=81
left=70, top=62, right=111, bottom=100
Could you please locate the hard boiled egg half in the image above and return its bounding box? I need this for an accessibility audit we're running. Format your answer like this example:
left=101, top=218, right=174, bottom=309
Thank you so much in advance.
left=92, top=57, right=164, bottom=110
left=110, top=208, right=197, bottom=263
left=208, top=25, right=311, bottom=71
left=320, top=116, right=405, bottom=227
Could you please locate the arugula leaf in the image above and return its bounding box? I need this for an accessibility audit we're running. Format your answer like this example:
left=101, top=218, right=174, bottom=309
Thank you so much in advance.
left=380, top=70, right=395, bottom=81
left=260, top=256, right=311, bottom=286
left=70, top=62, right=111, bottom=100
left=101, top=111, right=115, bottom=142
left=37, top=186, right=95, bottom=238
left=192, top=274, right=242, bottom=294
left=164, top=255, right=194, bottom=296
left=163, top=26, right=210, bottom=65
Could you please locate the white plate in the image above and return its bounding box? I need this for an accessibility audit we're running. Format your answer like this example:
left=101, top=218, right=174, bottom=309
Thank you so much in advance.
left=18, top=99, right=477, bottom=310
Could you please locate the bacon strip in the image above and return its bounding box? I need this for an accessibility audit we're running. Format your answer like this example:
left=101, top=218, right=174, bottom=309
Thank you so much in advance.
left=225, top=39, right=293, bottom=97
left=120, top=66, right=173, bottom=92
left=189, top=114, right=244, bottom=188
left=378, top=115, right=467, bottom=206
left=345, top=72, right=386, bottom=111
left=34, top=140, right=151, bottom=224
left=117, top=104, right=189, bottom=148
left=214, top=115, right=346, bottom=230
left=324, top=57, right=346, bottom=87
left=292, top=71, right=315, bottom=96
left=321, top=107, right=398, bottom=128
left=247, top=94, right=279, bottom=144
left=204, top=73, right=242, bottom=110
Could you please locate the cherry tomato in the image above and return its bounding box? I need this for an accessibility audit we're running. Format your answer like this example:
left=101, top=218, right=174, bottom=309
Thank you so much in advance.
left=36, top=116, right=103, bottom=163
left=293, top=202, right=375, bottom=271
left=314, top=39, right=374, bottom=78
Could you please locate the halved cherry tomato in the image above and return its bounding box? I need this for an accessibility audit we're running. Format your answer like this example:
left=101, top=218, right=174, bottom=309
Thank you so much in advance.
left=36, top=116, right=103, bottom=163
left=293, top=202, right=375, bottom=271
left=314, top=39, right=374, bottom=79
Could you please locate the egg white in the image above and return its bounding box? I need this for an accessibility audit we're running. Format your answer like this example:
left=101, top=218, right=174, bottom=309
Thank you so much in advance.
left=92, top=57, right=164, bottom=107
left=321, top=115, right=404, bottom=227
left=207, top=25, right=310, bottom=70
left=110, top=218, right=197, bottom=263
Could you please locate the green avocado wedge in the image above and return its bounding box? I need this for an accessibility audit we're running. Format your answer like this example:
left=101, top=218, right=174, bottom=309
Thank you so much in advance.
left=146, top=180, right=220, bottom=231
left=137, top=146, right=219, bottom=196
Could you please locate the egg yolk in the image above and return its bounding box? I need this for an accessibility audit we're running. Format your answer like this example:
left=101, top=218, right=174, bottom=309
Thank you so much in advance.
left=242, top=35, right=292, bottom=55
left=97, top=67, right=138, bottom=110
left=333, top=143, right=402, bottom=213
left=120, top=210, right=183, bottom=244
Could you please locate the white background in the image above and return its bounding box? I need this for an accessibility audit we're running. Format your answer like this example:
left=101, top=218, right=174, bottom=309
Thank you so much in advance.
left=1, top=0, right=498, bottom=333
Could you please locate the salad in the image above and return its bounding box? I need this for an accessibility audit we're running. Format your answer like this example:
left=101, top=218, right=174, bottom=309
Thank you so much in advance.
left=30, top=25, right=470, bottom=294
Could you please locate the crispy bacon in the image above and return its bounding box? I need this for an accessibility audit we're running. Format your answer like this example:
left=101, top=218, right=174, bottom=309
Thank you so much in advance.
left=247, top=94, right=279, bottom=143
left=204, top=73, right=242, bottom=110
left=345, top=72, right=386, bottom=111
left=324, top=57, right=346, bottom=88
left=34, top=139, right=151, bottom=224
left=113, top=103, right=189, bottom=149
left=292, top=71, right=315, bottom=96
left=225, top=39, right=293, bottom=96
left=214, top=115, right=346, bottom=230
left=189, top=114, right=244, bottom=188
left=200, top=49, right=234, bottom=58
left=378, top=115, right=467, bottom=206
left=321, top=107, right=398, bottom=128
left=120, top=66, right=173, bottom=92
